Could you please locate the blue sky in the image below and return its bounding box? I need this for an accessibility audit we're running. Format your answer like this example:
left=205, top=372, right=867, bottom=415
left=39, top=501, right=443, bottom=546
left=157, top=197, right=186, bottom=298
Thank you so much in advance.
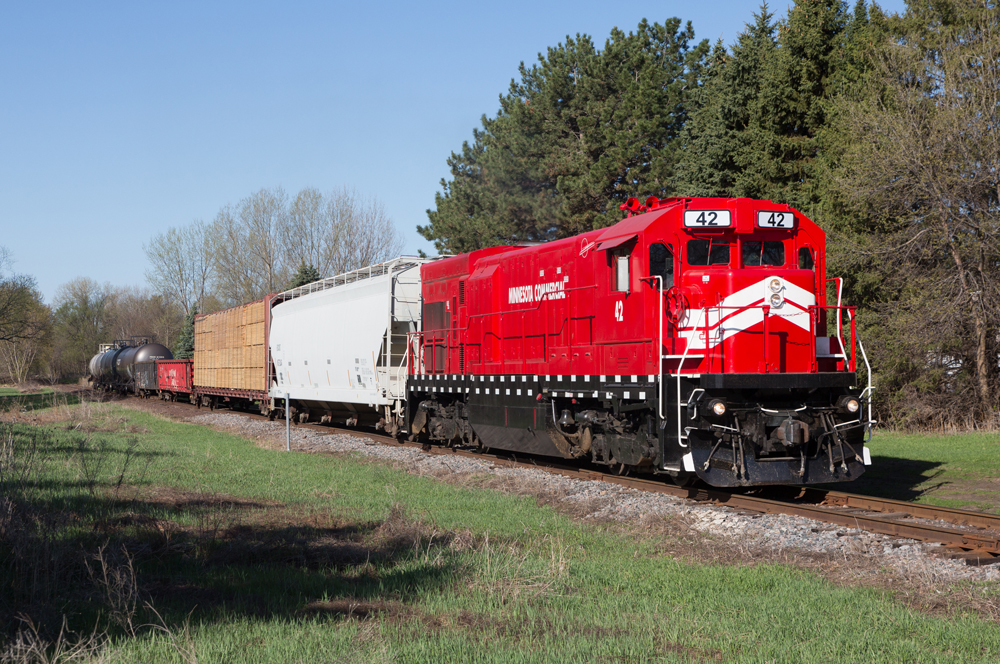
left=1, top=1, right=908, bottom=304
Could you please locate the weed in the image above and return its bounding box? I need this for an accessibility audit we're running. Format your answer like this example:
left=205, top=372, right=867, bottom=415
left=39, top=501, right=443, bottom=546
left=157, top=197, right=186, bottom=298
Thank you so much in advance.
left=0, top=618, right=107, bottom=664
left=85, top=545, right=140, bottom=637
left=144, top=605, right=199, bottom=664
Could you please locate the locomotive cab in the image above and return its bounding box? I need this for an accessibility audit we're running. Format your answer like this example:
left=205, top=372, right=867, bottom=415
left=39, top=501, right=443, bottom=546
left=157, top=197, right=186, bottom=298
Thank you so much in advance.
left=638, top=198, right=870, bottom=486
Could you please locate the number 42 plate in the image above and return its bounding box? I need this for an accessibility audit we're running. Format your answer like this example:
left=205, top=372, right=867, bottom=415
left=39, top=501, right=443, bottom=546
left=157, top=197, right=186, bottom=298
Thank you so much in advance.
left=683, top=210, right=732, bottom=227
left=757, top=211, right=795, bottom=228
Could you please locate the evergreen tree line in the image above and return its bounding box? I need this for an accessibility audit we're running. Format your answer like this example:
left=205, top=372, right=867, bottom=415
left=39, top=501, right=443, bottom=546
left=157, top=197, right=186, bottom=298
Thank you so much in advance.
left=423, top=0, right=1000, bottom=428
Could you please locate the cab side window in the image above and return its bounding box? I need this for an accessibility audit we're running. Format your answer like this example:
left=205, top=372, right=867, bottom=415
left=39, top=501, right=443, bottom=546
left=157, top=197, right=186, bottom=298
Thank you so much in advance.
left=649, top=243, right=674, bottom=289
left=798, top=247, right=815, bottom=270
left=614, top=252, right=630, bottom=293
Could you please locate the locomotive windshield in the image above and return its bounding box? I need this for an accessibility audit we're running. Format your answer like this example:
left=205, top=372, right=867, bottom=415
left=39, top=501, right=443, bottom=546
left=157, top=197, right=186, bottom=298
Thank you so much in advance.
left=687, top=239, right=730, bottom=266
left=742, top=240, right=785, bottom=267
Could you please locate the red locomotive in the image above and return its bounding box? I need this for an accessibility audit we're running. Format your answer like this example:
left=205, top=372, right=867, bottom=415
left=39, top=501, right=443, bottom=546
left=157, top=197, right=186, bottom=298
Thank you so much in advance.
left=407, top=197, right=873, bottom=486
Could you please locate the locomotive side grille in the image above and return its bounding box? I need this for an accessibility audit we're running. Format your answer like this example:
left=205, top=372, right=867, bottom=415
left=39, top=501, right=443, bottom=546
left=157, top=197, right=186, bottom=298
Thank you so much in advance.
left=459, top=280, right=466, bottom=305
left=459, top=344, right=465, bottom=371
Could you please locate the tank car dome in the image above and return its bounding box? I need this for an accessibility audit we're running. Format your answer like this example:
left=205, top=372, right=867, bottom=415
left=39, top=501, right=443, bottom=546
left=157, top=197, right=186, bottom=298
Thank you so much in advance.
left=114, top=343, right=173, bottom=381
left=134, top=343, right=172, bottom=364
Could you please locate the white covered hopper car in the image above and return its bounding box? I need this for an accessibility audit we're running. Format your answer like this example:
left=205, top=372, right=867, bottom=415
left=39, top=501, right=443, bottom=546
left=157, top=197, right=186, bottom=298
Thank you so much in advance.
left=268, top=257, right=428, bottom=433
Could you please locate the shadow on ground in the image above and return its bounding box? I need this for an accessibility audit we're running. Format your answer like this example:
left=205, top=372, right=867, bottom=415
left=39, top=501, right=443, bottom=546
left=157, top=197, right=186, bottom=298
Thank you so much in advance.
left=0, top=421, right=465, bottom=645
left=815, top=455, right=946, bottom=501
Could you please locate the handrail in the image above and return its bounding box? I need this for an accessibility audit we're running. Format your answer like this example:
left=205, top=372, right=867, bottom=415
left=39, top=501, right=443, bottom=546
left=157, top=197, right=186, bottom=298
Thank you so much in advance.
left=675, top=303, right=857, bottom=375
left=277, top=255, right=428, bottom=299
left=413, top=295, right=858, bottom=378
left=847, top=308, right=874, bottom=427
left=826, top=277, right=844, bottom=340
left=674, top=307, right=706, bottom=449
left=414, top=284, right=599, bottom=375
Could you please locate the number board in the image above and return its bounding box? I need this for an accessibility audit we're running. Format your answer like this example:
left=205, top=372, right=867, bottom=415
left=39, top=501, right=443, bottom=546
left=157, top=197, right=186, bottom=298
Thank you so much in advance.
left=683, top=210, right=732, bottom=228
left=756, top=210, right=795, bottom=229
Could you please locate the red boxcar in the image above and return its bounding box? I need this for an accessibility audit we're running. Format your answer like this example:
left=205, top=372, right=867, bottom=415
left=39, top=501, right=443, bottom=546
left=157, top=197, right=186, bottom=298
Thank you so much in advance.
left=407, top=197, right=873, bottom=487
left=156, top=359, right=194, bottom=401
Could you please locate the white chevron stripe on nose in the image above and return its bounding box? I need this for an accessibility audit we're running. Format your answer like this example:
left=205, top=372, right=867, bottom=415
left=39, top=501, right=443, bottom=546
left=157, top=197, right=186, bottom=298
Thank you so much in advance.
left=677, top=276, right=816, bottom=350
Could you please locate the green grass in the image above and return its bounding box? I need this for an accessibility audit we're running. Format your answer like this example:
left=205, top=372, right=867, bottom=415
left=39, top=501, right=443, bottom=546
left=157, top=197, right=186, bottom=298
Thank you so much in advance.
left=847, top=430, right=1000, bottom=512
left=3, top=405, right=1000, bottom=663
left=0, top=387, right=66, bottom=412
left=0, top=386, right=55, bottom=395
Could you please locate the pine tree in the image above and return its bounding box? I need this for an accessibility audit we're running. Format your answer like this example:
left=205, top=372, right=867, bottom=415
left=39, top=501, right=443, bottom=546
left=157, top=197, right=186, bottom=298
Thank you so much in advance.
left=288, top=261, right=321, bottom=289
left=173, top=305, right=197, bottom=360
left=421, top=19, right=709, bottom=254
left=675, top=6, right=779, bottom=197
left=676, top=1, right=861, bottom=210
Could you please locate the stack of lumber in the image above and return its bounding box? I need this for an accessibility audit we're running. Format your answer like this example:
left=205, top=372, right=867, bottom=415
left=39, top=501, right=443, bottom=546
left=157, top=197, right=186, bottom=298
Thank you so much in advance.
left=194, top=298, right=268, bottom=391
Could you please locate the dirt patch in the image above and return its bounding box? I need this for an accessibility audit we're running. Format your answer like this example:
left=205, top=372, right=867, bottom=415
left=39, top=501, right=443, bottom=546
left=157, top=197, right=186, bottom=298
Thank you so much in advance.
left=113, top=397, right=203, bottom=423
left=140, top=486, right=279, bottom=513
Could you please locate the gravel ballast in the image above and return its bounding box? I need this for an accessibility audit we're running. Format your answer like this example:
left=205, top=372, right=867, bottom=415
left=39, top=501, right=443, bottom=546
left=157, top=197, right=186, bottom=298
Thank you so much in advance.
left=186, top=412, right=1000, bottom=584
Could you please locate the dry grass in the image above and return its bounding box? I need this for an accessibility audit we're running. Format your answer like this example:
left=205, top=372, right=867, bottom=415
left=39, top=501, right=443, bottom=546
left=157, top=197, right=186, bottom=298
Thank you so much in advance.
left=0, top=618, right=109, bottom=664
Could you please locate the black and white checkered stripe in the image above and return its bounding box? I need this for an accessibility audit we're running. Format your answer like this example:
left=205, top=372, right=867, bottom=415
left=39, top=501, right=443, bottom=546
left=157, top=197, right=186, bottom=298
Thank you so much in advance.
left=406, top=373, right=658, bottom=401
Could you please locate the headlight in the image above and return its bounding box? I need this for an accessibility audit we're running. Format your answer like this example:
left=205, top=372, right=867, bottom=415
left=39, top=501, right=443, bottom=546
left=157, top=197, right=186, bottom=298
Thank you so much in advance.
left=769, top=293, right=783, bottom=308
left=769, top=278, right=782, bottom=293
left=710, top=400, right=726, bottom=416
left=836, top=395, right=861, bottom=414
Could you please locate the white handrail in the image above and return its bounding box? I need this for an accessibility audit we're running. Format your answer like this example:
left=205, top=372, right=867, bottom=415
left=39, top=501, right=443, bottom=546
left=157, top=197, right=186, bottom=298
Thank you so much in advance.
left=847, top=309, right=875, bottom=428
left=673, top=307, right=706, bottom=449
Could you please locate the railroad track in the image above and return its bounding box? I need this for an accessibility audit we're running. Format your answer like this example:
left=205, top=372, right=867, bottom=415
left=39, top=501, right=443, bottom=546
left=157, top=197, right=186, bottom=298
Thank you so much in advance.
left=164, top=398, right=1000, bottom=566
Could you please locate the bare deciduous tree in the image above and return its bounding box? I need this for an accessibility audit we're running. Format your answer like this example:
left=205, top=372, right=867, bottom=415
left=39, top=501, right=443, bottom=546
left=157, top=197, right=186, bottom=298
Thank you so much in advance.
left=105, top=287, right=183, bottom=349
left=325, top=187, right=404, bottom=275
left=0, top=248, right=50, bottom=383
left=211, top=187, right=291, bottom=304
left=283, top=186, right=403, bottom=278
left=146, top=186, right=405, bottom=308
left=144, top=221, right=214, bottom=315
left=283, top=187, right=332, bottom=275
